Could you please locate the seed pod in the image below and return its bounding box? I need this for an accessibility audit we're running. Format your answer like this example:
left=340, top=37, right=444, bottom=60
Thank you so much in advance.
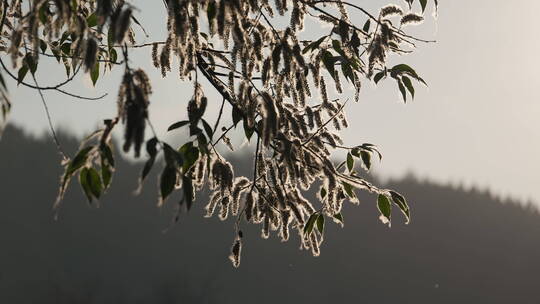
left=205, top=191, right=221, bottom=218
left=151, top=43, right=160, bottom=68
left=115, top=8, right=132, bottom=44
left=228, top=236, right=242, bottom=268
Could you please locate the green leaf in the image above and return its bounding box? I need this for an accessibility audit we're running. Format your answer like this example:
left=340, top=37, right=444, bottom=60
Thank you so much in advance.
left=79, top=168, right=93, bottom=203
left=87, top=167, right=103, bottom=199
left=100, top=144, right=115, bottom=167
left=398, top=79, right=407, bottom=103
left=90, top=62, right=99, bottom=86
left=167, top=120, right=190, bottom=132
left=390, top=190, right=410, bottom=223
left=316, top=214, right=325, bottom=233
left=304, top=213, right=318, bottom=235
left=86, top=13, right=98, bottom=27
left=38, top=3, right=49, bottom=24
left=109, top=48, right=117, bottom=64
left=179, top=142, right=199, bottom=172
left=342, top=182, right=355, bottom=199
left=320, top=187, right=327, bottom=199
left=101, top=162, right=112, bottom=189
left=360, top=150, right=372, bottom=171
left=391, top=64, right=426, bottom=85
left=160, top=166, right=177, bottom=202
left=373, top=71, right=385, bottom=84
left=183, top=175, right=194, bottom=210
left=68, top=146, right=94, bottom=175
left=333, top=213, right=344, bottom=225
left=377, top=194, right=392, bottom=224
left=363, top=19, right=371, bottom=32
left=402, top=75, right=415, bottom=99
left=346, top=152, right=354, bottom=172
left=420, top=0, right=428, bottom=12
left=207, top=0, right=217, bottom=22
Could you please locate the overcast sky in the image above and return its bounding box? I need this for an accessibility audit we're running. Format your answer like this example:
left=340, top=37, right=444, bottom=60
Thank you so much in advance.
left=5, top=1, right=540, bottom=205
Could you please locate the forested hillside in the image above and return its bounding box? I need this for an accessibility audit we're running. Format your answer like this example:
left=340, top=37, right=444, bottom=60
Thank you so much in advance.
left=1, top=126, right=538, bottom=304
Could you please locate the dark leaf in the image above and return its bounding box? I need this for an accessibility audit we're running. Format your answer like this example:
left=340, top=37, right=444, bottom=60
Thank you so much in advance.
left=420, top=0, right=428, bottom=12
left=373, top=71, right=385, bottom=84
left=164, top=143, right=183, bottom=168
left=304, top=213, right=318, bottom=235
left=333, top=213, right=344, bottom=225
left=390, top=190, right=410, bottom=223
left=100, top=144, right=115, bottom=167
left=146, top=137, right=159, bottom=157
left=363, top=19, right=371, bottom=32
left=25, top=55, right=38, bottom=75
left=316, top=214, right=325, bottom=233
left=38, top=3, right=49, bottom=24
left=320, top=187, right=327, bottom=199
left=232, top=107, right=243, bottom=127
left=183, top=175, right=194, bottom=210
left=391, top=64, right=426, bottom=85
left=360, top=150, right=372, bottom=171
left=160, top=165, right=177, bottom=202
left=398, top=79, right=407, bottom=103
left=167, top=120, right=190, bottom=131
left=342, top=182, right=356, bottom=199
left=201, top=118, right=214, bottom=139
left=207, top=0, right=217, bottom=22
left=17, top=65, right=28, bottom=85
left=302, top=36, right=327, bottom=54
left=39, top=39, right=48, bottom=53
left=179, top=142, right=199, bottom=172
left=346, top=152, right=354, bottom=172
left=68, top=146, right=94, bottom=175
left=377, top=194, right=392, bottom=224
left=321, top=50, right=337, bottom=80
left=402, top=75, right=415, bottom=99
left=90, top=62, right=99, bottom=86
left=141, top=156, right=156, bottom=182
left=243, top=119, right=254, bottom=141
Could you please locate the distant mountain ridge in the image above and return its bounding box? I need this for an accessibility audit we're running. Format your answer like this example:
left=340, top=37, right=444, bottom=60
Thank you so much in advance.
left=1, top=126, right=539, bottom=304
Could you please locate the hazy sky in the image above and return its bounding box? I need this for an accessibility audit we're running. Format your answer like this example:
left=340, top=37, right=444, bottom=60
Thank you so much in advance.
left=5, top=1, right=540, bottom=205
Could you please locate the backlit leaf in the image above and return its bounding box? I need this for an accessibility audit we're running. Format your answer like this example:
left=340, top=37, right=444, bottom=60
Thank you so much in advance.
left=377, top=194, right=392, bottom=224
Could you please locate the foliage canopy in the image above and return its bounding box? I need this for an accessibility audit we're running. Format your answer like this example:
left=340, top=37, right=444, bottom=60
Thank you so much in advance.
left=0, top=0, right=437, bottom=267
